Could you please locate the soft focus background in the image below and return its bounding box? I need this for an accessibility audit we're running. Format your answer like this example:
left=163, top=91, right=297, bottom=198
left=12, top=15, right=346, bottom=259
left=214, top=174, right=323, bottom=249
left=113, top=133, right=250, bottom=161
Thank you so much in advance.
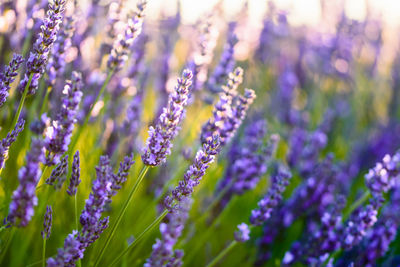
left=1, top=0, right=400, bottom=266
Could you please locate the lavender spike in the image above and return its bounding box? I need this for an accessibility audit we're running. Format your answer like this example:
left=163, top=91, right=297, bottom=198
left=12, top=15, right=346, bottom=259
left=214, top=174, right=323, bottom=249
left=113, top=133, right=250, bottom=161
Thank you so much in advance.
left=0, top=54, right=24, bottom=107
left=141, top=69, right=193, bottom=166
left=67, top=151, right=81, bottom=196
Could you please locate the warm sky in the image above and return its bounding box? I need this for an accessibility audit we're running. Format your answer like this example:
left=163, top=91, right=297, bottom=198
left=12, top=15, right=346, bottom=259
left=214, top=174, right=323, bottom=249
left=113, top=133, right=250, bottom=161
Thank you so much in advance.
left=145, top=0, right=400, bottom=29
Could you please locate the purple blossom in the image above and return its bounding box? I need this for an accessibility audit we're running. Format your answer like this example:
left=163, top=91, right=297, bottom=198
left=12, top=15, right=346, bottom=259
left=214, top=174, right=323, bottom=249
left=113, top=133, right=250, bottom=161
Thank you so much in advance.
left=19, top=0, right=67, bottom=95
left=201, top=67, right=254, bottom=146
left=47, top=230, right=83, bottom=266
left=46, top=15, right=75, bottom=85
left=217, top=119, right=278, bottom=207
left=365, top=152, right=400, bottom=197
left=343, top=196, right=384, bottom=250
left=145, top=198, right=191, bottom=267
left=234, top=223, right=250, bottom=242
left=207, top=22, right=237, bottom=93
left=141, top=69, right=193, bottom=166
left=44, top=71, right=83, bottom=165
left=7, top=138, right=45, bottom=227
left=41, top=205, right=53, bottom=239
left=187, top=15, right=218, bottom=92
left=48, top=156, right=113, bottom=265
left=45, top=154, right=68, bottom=189
left=0, top=54, right=24, bottom=107
left=107, top=0, right=147, bottom=71
left=164, top=135, right=221, bottom=211
left=0, top=118, right=25, bottom=169
left=67, top=151, right=81, bottom=196
left=250, top=167, right=292, bottom=226
left=109, top=153, right=135, bottom=198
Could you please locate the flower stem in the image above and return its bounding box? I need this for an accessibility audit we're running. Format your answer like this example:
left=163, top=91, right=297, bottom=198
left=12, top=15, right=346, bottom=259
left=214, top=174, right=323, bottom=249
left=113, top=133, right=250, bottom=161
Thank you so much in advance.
left=109, top=209, right=169, bottom=267
left=343, top=191, right=370, bottom=221
left=206, top=240, right=238, bottom=267
left=93, top=165, right=150, bottom=267
left=42, top=238, right=46, bottom=267
left=11, top=73, right=33, bottom=129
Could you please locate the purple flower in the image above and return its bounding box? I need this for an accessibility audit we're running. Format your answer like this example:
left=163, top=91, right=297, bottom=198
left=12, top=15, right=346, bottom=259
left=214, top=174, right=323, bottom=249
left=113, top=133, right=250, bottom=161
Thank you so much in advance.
left=45, top=154, right=68, bottom=189
left=0, top=118, right=25, bottom=169
left=145, top=198, right=191, bottom=267
left=109, top=153, right=135, bottom=198
left=164, top=135, right=220, bottom=211
left=107, top=0, right=147, bottom=71
left=7, top=138, right=45, bottom=227
left=187, top=15, right=218, bottom=92
left=67, top=151, right=81, bottom=196
left=365, top=152, right=400, bottom=197
left=250, top=167, right=292, bottom=226
left=207, top=22, right=237, bottom=93
left=0, top=54, right=24, bottom=106
left=48, top=156, right=113, bottom=265
left=141, top=69, right=193, bottom=166
left=234, top=223, right=250, bottom=243
left=217, top=119, right=278, bottom=207
left=47, top=230, right=83, bottom=266
left=44, top=71, right=83, bottom=165
left=46, top=15, right=75, bottom=85
left=343, top=196, right=383, bottom=250
left=19, top=0, right=67, bottom=95
left=201, top=67, right=252, bottom=146
left=41, top=205, right=53, bottom=239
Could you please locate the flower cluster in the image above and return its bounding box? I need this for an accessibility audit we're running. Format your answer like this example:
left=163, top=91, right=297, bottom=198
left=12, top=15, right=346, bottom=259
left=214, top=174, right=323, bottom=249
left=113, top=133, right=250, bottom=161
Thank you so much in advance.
left=67, top=151, right=81, bottom=196
left=0, top=118, right=25, bottom=169
left=142, top=69, right=193, bottom=166
left=7, top=138, right=45, bottom=227
left=0, top=54, right=24, bottom=106
left=107, top=0, right=147, bottom=71
left=41, top=205, right=53, bottom=239
left=19, top=0, right=67, bottom=95
left=44, top=71, right=83, bottom=165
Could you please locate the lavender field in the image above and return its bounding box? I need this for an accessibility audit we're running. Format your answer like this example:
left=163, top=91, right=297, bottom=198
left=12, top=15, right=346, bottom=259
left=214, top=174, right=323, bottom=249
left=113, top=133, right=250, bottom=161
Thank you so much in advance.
left=1, top=0, right=400, bottom=266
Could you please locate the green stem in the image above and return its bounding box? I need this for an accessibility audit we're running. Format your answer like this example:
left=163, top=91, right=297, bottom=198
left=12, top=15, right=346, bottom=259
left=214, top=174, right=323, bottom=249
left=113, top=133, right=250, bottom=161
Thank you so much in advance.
left=39, top=85, right=51, bottom=115
left=0, top=228, right=15, bottom=264
left=343, top=191, right=370, bottom=221
left=12, top=73, right=33, bottom=129
left=93, top=165, right=150, bottom=267
left=205, top=240, right=238, bottom=267
left=109, top=210, right=169, bottom=267
left=42, top=238, right=46, bottom=267
left=68, top=71, right=114, bottom=153
left=74, top=194, right=79, bottom=230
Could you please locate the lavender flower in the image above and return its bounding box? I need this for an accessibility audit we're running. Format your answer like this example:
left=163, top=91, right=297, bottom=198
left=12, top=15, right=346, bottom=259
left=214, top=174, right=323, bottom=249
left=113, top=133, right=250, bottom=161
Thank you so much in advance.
left=19, top=0, right=67, bottom=95
left=141, top=69, right=193, bottom=166
left=187, top=15, right=218, bottom=92
left=207, top=22, right=238, bottom=93
left=41, top=205, right=53, bottom=239
left=107, top=0, right=147, bottom=71
left=201, top=67, right=246, bottom=145
left=0, top=118, right=25, bottom=169
left=7, top=138, right=45, bottom=227
left=109, top=153, right=135, bottom=198
left=46, top=15, right=75, bottom=85
left=48, top=156, right=113, bottom=265
left=145, top=198, right=191, bottom=267
left=45, top=154, right=68, bottom=189
left=234, top=223, right=250, bottom=242
left=67, top=151, right=81, bottom=196
left=44, top=71, right=83, bottom=165
left=217, top=119, right=278, bottom=207
left=47, top=230, right=83, bottom=266
left=0, top=54, right=24, bottom=106
left=250, top=167, right=292, bottom=226
left=343, top=196, right=383, bottom=250
left=164, top=134, right=220, bottom=211
left=365, top=152, right=400, bottom=197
